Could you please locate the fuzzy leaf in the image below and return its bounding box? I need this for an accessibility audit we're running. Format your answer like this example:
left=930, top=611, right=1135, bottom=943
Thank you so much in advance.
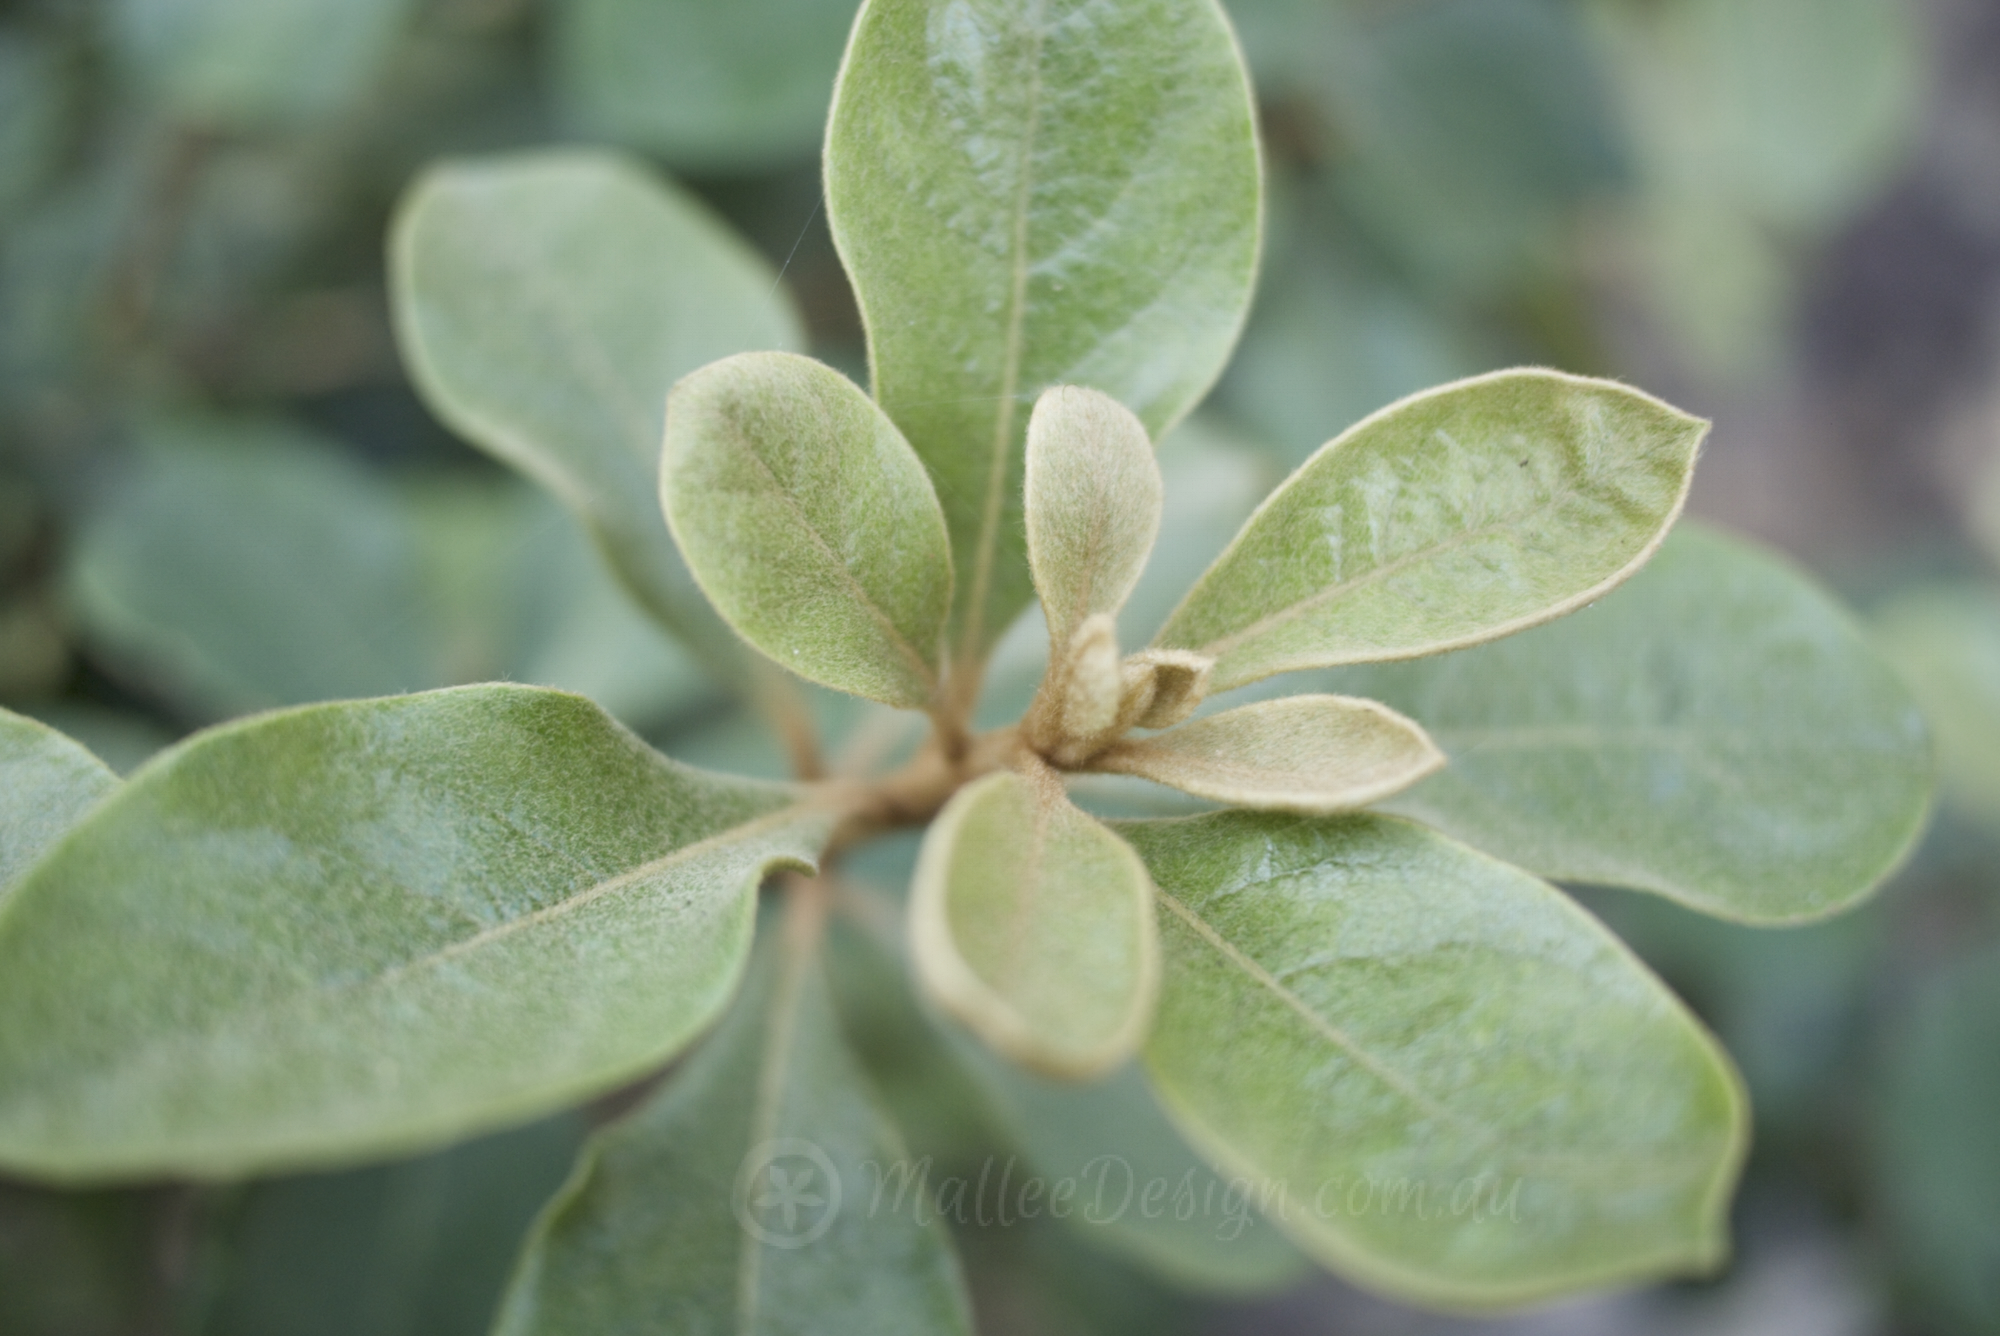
left=0, top=686, right=831, bottom=1181
left=1090, top=695, right=1444, bottom=814
left=825, top=0, right=1262, bottom=661
left=911, top=768, right=1158, bottom=1078
left=662, top=351, right=953, bottom=708
left=1125, top=811, right=1745, bottom=1308
left=495, top=915, right=972, bottom=1336
left=1155, top=369, right=1706, bottom=690
left=0, top=709, right=116, bottom=904
left=1332, top=525, right=1932, bottom=923
left=1025, top=386, right=1162, bottom=646
left=390, top=150, right=802, bottom=669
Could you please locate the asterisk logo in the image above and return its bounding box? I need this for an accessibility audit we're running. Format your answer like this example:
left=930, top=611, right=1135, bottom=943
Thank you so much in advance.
left=756, top=1163, right=826, bottom=1231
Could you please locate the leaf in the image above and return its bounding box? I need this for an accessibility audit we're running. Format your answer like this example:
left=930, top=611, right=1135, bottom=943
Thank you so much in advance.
left=1154, top=369, right=1706, bottom=691
left=67, top=419, right=437, bottom=719
left=1876, top=947, right=2000, bottom=1334
left=0, top=32, right=65, bottom=225
left=0, top=686, right=832, bottom=1181
left=911, top=767, right=1158, bottom=1078
left=551, top=0, right=857, bottom=169
left=495, top=908, right=973, bottom=1336
left=1123, top=810, right=1746, bottom=1309
left=1025, top=385, right=1162, bottom=647
left=0, top=708, right=117, bottom=904
left=824, top=0, right=1262, bottom=664
left=1329, top=524, right=1933, bottom=923
left=1089, top=695, right=1443, bottom=814
left=390, top=149, right=803, bottom=669
left=205, top=1114, right=588, bottom=1336
left=945, top=1041, right=1310, bottom=1295
left=662, top=351, right=953, bottom=708
left=1869, top=583, right=2000, bottom=826
left=112, top=0, right=415, bottom=129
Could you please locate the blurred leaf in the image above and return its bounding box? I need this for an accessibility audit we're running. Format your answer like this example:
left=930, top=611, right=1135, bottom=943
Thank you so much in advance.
left=0, top=708, right=116, bottom=903
left=0, top=1180, right=157, bottom=1336
left=495, top=917, right=974, bottom=1336
left=16, top=705, right=175, bottom=779
left=911, top=769, right=1158, bottom=1079
left=206, top=1115, right=587, bottom=1336
left=1331, top=525, right=1935, bottom=923
left=0, top=686, right=827, bottom=1180
left=552, top=0, right=857, bottom=169
left=1156, top=370, right=1705, bottom=690
left=1025, top=386, right=1162, bottom=649
left=112, top=0, right=416, bottom=129
left=1220, top=243, right=1492, bottom=467
left=68, top=419, right=437, bottom=718
left=391, top=149, right=804, bottom=671
left=1877, top=946, right=2000, bottom=1334
left=662, top=352, right=953, bottom=708
left=0, top=31, right=66, bottom=225
left=946, top=1042, right=1310, bottom=1296
left=825, top=0, right=1262, bottom=663
left=1126, top=810, right=1746, bottom=1308
left=1871, top=583, right=2000, bottom=826
left=1089, top=695, right=1442, bottom=815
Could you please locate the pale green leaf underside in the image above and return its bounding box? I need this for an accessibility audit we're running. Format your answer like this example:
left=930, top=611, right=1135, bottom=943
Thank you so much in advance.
left=0, top=708, right=117, bottom=905
left=912, top=769, right=1158, bottom=1078
left=946, top=1038, right=1309, bottom=1295
left=825, top=0, right=1262, bottom=659
left=390, top=149, right=802, bottom=669
left=662, top=351, right=953, bottom=708
left=1123, top=811, right=1745, bottom=1309
left=496, top=923, right=973, bottom=1336
left=0, top=686, right=829, bottom=1181
left=1025, top=385, right=1163, bottom=647
left=1090, top=694, right=1444, bottom=814
left=1156, top=369, right=1707, bottom=691
left=1329, top=524, right=1932, bottom=923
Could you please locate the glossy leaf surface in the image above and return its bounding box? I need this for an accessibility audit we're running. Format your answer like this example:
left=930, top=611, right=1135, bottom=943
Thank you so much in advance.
left=662, top=352, right=952, bottom=708
left=1156, top=369, right=1705, bottom=690
left=1126, top=810, right=1745, bottom=1308
left=391, top=150, right=802, bottom=664
left=912, top=768, right=1158, bottom=1078
left=826, top=0, right=1261, bottom=660
left=496, top=918, right=973, bottom=1336
left=0, top=708, right=116, bottom=903
left=1332, top=525, right=1932, bottom=922
left=0, top=687, right=828, bottom=1180
left=1090, top=694, right=1443, bottom=814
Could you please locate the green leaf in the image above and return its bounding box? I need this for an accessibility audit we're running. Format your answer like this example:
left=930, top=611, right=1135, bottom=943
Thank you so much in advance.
left=205, top=1114, right=588, bottom=1336
left=551, top=0, right=856, bottom=169
left=1025, top=385, right=1162, bottom=647
left=946, top=1041, right=1310, bottom=1295
left=495, top=910, right=973, bottom=1336
left=112, top=0, right=415, bottom=129
left=0, top=32, right=65, bottom=225
left=1154, top=369, right=1706, bottom=691
left=67, top=419, right=436, bottom=719
left=1869, top=583, right=2000, bottom=826
left=662, top=351, right=953, bottom=708
left=0, top=686, right=831, bottom=1181
left=825, top=0, right=1262, bottom=663
left=0, top=708, right=117, bottom=904
left=1876, top=947, right=2000, bottom=1334
left=1089, top=694, right=1443, bottom=814
left=1329, top=524, right=1933, bottom=923
left=390, top=149, right=803, bottom=669
left=1124, top=810, right=1745, bottom=1308
left=911, top=767, right=1158, bottom=1078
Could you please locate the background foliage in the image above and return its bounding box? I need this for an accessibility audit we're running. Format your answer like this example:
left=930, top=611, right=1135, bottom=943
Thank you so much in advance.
left=0, top=0, right=1996, bottom=1332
